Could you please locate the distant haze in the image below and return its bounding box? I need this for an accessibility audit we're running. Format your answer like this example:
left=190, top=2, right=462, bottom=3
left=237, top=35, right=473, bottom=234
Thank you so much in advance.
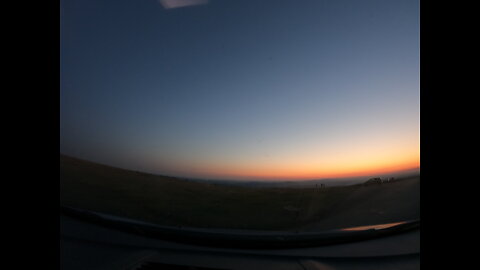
left=61, top=0, right=419, bottom=181
left=182, top=167, right=420, bottom=185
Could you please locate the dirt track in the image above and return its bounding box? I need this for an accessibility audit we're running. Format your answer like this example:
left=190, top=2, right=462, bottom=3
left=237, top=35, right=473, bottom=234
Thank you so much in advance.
left=296, top=177, right=420, bottom=231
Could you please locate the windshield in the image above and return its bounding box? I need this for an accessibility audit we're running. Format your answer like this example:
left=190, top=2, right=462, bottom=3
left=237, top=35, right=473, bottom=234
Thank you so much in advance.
left=60, top=0, right=419, bottom=233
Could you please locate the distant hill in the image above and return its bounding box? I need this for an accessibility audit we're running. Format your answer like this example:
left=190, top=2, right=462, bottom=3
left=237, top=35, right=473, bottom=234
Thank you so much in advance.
left=181, top=178, right=363, bottom=188
left=182, top=170, right=420, bottom=188
left=60, top=153, right=418, bottom=189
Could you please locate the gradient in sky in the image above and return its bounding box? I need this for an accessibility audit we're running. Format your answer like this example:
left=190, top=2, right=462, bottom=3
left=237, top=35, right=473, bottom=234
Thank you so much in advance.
left=60, top=0, right=419, bottom=180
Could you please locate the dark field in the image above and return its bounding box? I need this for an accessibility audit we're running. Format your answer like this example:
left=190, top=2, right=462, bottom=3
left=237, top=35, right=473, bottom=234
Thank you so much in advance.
left=60, top=155, right=419, bottom=231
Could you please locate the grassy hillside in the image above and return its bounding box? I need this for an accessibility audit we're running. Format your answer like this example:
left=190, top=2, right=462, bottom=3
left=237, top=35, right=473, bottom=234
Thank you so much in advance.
left=60, top=154, right=419, bottom=231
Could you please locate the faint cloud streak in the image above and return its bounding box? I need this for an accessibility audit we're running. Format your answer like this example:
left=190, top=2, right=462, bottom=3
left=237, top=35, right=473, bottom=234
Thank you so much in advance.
left=159, top=0, right=209, bottom=9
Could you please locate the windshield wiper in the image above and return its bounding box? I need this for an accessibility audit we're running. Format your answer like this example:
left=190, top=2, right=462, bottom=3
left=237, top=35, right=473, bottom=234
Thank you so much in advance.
left=60, top=205, right=419, bottom=249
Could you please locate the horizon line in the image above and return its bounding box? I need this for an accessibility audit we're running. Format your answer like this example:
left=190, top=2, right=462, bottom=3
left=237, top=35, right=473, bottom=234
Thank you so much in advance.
left=60, top=153, right=419, bottom=182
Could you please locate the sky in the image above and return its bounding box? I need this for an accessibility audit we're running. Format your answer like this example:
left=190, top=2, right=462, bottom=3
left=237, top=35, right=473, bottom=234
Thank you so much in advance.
left=60, top=0, right=419, bottom=181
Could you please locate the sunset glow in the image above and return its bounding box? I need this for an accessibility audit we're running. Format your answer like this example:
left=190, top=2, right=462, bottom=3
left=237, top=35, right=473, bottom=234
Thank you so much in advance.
left=150, top=148, right=419, bottom=180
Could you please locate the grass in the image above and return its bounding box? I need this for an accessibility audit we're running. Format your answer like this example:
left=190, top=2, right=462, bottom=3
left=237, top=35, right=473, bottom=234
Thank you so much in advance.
left=60, top=154, right=419, bottom=231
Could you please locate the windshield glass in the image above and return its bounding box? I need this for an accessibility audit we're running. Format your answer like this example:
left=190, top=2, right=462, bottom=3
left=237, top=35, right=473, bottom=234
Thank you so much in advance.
left=60, top=0, right=419, bottom=233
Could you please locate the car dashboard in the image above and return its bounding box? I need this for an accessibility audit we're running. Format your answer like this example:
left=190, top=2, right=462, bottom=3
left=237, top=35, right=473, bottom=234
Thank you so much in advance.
left=60, top=208, right=420, bottom=270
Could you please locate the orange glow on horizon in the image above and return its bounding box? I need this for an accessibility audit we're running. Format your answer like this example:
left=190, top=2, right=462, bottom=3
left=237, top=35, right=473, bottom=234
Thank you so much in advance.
left=151, top=129, right=420, bottom=181
left=160, top=154, right=420, bottom=180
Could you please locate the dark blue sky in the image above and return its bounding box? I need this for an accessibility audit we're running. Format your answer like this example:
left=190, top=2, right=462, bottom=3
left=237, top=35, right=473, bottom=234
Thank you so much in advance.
left=60, top=0, right=419, bottom=180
